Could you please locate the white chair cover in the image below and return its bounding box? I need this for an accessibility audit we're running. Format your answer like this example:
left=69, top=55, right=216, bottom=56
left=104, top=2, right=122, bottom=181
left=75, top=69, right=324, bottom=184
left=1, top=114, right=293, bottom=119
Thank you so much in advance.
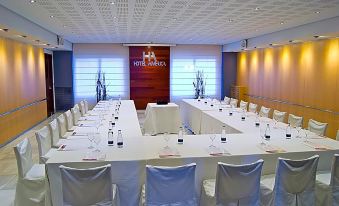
left=60, top=164, right=117, bottom=206
left=272, top=110, right=286, bottom=123
left=288, top=114, right=303, bottom=128
left=71, top=105, right=81, bottom=126
left=57, top=114, right=71, bottom=138
left=200, top=160, right=264, bottom=206
left=35, top=126, right=55, bottom=164
left=239, top=100, right=248, bottom=111
left=64, top=110, right=75, bottom=131
left=248, top=103, right=258, bottom=113
left=79, top=101, right=86, bottom=116
left=223, top=96, right=230, bottom=105
left=145, top=163, right=197, bottom=206
left=48, top=119, right=61, bottom=148
left=14, top=138, right=46, bottom=206
left=259, top=106, right=271, bottom=118
left=308, top=119, right=328, bottom=136
left=262, top=155, right=319, bottom=206
left=230, top=98, right=238, bottom=108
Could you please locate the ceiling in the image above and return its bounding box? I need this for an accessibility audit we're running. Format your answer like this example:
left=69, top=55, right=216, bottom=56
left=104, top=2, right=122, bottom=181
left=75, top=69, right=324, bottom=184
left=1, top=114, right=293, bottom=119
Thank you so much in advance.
left=1, top=0, right=339, bottom=44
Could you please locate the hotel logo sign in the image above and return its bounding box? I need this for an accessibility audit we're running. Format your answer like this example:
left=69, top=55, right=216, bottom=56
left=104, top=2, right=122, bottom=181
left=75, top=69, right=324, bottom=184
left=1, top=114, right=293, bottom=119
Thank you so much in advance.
left=133, top=51, right=167, bottom=67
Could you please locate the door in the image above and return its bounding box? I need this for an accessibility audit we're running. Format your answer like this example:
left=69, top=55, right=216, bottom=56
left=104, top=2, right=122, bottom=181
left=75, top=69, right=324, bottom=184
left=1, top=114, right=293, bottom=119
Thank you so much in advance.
left=45, top=53, right=55, bottom=117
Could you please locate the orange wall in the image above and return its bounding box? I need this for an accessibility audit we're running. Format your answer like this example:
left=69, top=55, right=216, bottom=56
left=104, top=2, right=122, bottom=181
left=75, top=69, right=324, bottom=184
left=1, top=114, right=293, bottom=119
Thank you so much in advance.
left=0, top=37, right=47, bottom=145
left=237, top=39, right=339, bottom=138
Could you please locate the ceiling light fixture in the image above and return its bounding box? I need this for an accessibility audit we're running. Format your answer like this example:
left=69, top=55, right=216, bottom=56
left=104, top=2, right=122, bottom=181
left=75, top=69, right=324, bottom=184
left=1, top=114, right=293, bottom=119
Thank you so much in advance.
left=50, top=15, right=54, bottom=18
left=228, top=19, right=233, bottom=23
left=280, top=21, right=284, bottom=25
left=17, top=35, right=27, bottom=38
left=0, top=28, right=9, bottom=32
left=111, top=1, right=115, bottom=5
left=315, top=11, right=320, bottom=14
left=29, top=0, right=35, bottom=3
left=314, top=35, right=328, bottom=39
left=255, top=7, right=260, bottom=11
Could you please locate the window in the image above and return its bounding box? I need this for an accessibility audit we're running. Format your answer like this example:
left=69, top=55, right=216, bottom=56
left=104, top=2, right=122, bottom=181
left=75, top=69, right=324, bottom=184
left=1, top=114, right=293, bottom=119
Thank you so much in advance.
left=73, top=57, right=128, bottom=103
left=171, top=57, right=220, bottom=101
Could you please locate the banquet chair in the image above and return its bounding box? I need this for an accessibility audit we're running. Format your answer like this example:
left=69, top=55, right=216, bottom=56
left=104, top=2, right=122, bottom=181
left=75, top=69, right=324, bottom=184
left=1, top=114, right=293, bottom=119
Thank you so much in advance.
left=200, top=160, right=264, bottom=206
left=48, top=118, right=63, bottom=148
left=248, top=103, right=258, bottom=113
left=288, top=114, right=303, bottom=128
left=308, top=119, right=328, bottom=136
left=60, top=164, right=118, bottom=206
left=239, top=100, right=248, bottom=111
left=14, top=138, right=46, bottom=206
left=259, top=106, right=271, bottom=118
left=224, top=96, right=231, bottom=105
left=64, top=110, right=76, bottom=131
left=78, top=100, right=87, bottom=116
left=35, top=125, right=57, bottom=164
left=272, top=110, right=286, bottom=123
left=141, top=163, right=197, bottom=206
left=261, top=155, right=319, bottom=206
left=230, top=98, right=238, bottom=108
left=315, top=154, right=339, bottom=206
left=57, top=114, right=73, bottom=138
left=71, top=104, right=81, bottom=126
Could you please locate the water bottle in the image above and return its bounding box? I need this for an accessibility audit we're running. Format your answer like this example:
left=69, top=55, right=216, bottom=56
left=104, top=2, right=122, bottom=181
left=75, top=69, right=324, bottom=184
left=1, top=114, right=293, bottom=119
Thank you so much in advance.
left=255, top=114, right=260, bottom=127
left=108, top=121, right=113, bottom=130
left=117, top=130, right=123, bottom=148
left=108, top=129, right=114, bottom=146
left=286, top=123, right=292, bottom=139
left=118, top=95, right=121, bottom=105
left=221, top=125, right=227, bottom=143
left=219, top=104, right=222, bottom=112
left=241, top=109, right=246, bottom=121
left=229, top=106, right=233, bottom=116
left=178, top=127, right=184, bottom=144
left=265, top=123, right=271, bottom=139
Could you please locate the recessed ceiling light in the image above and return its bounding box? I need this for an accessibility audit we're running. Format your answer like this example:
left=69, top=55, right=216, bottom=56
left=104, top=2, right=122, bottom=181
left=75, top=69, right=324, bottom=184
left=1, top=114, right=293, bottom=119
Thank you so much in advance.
left=315, top=11, right=320, bottom=14
left=0, top=28, right=8, bottom=32
left=113, top=16, right=117, bottom=19
left=17, top=35, right=27, bottom=38
left=110, top=1, right=115, bottom=5
left=228, top=19, right=233, bottom=23
left=314, top=35, right=328, bottom=39
left=29, top=0, right=35, bottom=3
left=173, top=18, right=177, bottom=21
left=255, top=7, right=260, bottom=11
left=63, top=25, right=67, bottom=28
left=50, top=15, right=54, bottom=18
left=280, top=21, right=284, bottom=25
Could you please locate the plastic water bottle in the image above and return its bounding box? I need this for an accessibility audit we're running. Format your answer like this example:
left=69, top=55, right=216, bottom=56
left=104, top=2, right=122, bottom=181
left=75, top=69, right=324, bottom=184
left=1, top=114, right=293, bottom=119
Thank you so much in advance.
left=255, top=113, right=260, bottom=127
left=117, top=130, right=123, bottom=148
left=265, top=124, right=271, bottom=140
left=229, top=106, right=233, bottom=116
left=241, top=109, right=246, bottom=121
left=286, top=123, right=292, bottom=139
left=221, top=125, right=227, bottom=143
left=108, top=129, right=114, bottom=146
left=178, top=127, right=184, bottom=144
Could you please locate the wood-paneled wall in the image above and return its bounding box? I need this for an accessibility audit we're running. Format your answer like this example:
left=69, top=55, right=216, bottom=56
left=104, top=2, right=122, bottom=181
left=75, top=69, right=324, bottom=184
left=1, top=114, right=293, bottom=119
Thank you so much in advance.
left=237, top=39, right=339, bottom=138
left=0, top=37, right=47, bottom=145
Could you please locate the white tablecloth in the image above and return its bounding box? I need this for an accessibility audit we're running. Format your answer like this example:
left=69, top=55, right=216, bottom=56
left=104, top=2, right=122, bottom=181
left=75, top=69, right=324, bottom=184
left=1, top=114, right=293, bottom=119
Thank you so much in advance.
left=143, top=103, right=181, bottom=135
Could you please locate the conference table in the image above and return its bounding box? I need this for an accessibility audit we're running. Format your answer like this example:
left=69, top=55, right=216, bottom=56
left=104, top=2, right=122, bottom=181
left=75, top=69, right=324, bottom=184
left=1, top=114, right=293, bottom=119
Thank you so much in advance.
left=46, top=99, right=339, bottom=206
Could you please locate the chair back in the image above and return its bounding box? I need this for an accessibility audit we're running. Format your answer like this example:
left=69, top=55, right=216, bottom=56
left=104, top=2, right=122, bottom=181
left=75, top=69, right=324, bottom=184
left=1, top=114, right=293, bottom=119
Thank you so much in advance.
left=48, top=119, right=60, bottom=147
left=60, top=164, right=113, bottom=206
left=79, top=101, right=86, bottom=116
left=273, top=155, right=319, bottom=205
left=239, top=100, right=248, bottom=111
left=35, top=126, right=52, bottom=163
left=224, top=96, right=230, bottom=105
left=330, top=154, right=339, bottom=205
left=57, top=114, right=67, bottom=137
left=215, top=160, right=264, bottom=206
left=273, top=110, right=286, bottom=123
left=308, top=119, right=328, bottom=136
left=248, top=103, right=258, bottom=113
left=64, top=110, right=74, bottom=131
left=14, top=138, right=34, bottom=178
left=71, top=105, right=81, bottom=125
left=288, top=114, right=303, bottom=128
left=146, top=163, right=197, bottom=206
left=230, top=98, right=238, bottom=108
left=259, top=106, right=271, bottom=118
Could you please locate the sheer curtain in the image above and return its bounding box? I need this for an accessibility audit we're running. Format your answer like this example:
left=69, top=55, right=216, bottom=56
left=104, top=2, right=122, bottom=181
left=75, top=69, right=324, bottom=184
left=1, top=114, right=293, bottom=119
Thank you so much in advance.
left=170, top=45, right=222, bottom=103
left=73, top=44, right=129, bottom=107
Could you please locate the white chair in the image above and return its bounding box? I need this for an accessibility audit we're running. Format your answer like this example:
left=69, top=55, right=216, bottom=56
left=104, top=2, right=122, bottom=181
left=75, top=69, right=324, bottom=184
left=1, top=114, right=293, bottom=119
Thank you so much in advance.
left=248, top=103, right=258, bottom=113
left=261, top=155, right=319, bottom=206
left=239, top=100, right=248, bottom=111
left=308, top=119, right=328, bottom=136
left=259, top=106, right=271, bottom=118
left=57, top=114, right=72, bottom=138
left=316, top=154, right=339, bottom=206
left=230, top=98, right=238, bottom=108
left=48, top=119, right=63, bottom=148
left=223, top=96, right=231, bottom=105
left=272, top=110, right=286, bottom=123
left=64, top=110, right=76, bottom=131
left=71, top=105, right=81, bottom=126
left=79, top=101, right=86, bottom=116
left=14, top=138, right=46, bottom=206
left=141, top=163, right=197, bottom=206
left=60, top=164, right=118, bottom=206
left=288, top=114, right=303, bottom=128
left=200, top=160, right=264, bottom=206
left=35, top=126, right=57, bottom=164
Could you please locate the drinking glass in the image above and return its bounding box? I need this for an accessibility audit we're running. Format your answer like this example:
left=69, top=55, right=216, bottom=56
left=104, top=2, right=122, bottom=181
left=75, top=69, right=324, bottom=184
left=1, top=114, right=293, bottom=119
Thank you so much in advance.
left=93, top=133, right=101, bottom=152
left=209, top=134, right=216, bottom=148
left=260, top=125, right=266, bottom=145
left=296, top=126, right=302, bottom=138
left=95, top=119, right=103, bottom=133
left=87, top=133, right=94, bottom=149
left=163, top=132, right=170, bottom=149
